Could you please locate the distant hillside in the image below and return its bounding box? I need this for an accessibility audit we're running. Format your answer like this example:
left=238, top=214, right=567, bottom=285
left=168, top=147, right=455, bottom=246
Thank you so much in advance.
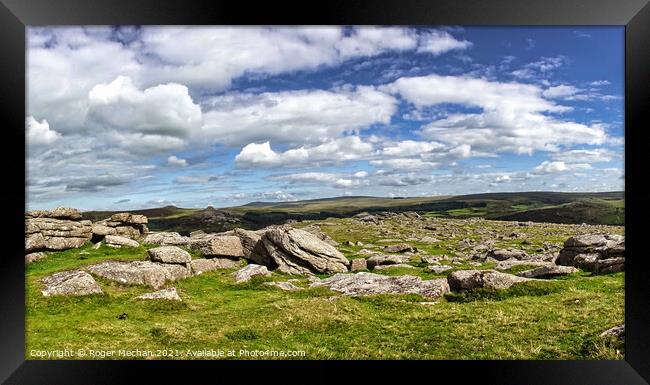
left=81, top=191, right=623, bottom=233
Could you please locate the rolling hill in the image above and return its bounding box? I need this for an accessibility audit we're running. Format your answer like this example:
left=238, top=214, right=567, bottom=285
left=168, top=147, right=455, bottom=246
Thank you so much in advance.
left=81, top=191, right=624, bottom=234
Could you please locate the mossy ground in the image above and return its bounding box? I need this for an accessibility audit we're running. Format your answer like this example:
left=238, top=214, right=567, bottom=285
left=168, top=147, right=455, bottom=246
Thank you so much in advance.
left=26, top=218, right=624, bottom=360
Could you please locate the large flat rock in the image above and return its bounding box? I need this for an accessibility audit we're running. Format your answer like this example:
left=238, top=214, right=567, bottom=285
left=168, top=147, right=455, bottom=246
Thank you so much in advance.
left=87, top=261, right=191, bottom=289
left=311, top=272, right=450, bottom=298
left=41, top=270, right=103, bottom=297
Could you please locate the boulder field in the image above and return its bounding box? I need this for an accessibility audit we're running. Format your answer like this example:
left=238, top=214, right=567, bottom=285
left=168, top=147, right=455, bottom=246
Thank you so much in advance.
left=30, top=208, right=625, bottom=304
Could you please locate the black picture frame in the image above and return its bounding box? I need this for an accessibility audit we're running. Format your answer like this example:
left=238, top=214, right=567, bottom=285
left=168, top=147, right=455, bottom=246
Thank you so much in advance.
left=1, top=0, right=649, bottom=383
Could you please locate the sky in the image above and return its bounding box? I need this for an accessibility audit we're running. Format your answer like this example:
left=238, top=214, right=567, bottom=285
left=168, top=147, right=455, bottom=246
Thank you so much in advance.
left=26, top=26, right=625, bottom=211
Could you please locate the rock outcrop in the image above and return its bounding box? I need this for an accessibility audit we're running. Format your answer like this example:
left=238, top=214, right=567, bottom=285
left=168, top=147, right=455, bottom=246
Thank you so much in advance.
left=311, top=272, right=450, bottom=298
left=92, top=212, right=149, bottom=242
left=41, top=270, right=103, bottom=297
left=556, top=234, right=624, bottom=273
left=232, top=228, right=276, bottom=267
left=190, top=258, right=243, bottom=275
left=261, top=226, right=350, bottom=275
left=143, top=232, right=191, bottom=246
left=26, top=207, right=92, bottom=254
left=189, top=235, right=245, bottom=259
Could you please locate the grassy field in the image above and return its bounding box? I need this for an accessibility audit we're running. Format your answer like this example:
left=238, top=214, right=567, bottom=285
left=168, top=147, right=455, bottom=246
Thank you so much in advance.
left=26, top=217, right=625, bottom=360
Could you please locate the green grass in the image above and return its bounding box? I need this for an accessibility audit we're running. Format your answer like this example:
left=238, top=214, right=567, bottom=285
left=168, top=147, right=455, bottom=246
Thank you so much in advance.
left=26, top=237, right=624, bottom=360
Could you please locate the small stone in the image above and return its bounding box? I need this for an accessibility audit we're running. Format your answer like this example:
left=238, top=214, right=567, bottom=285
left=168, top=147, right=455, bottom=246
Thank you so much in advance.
left=233, top=264, right=271, bottom=283
left=136, top=287, right=182, bottom=301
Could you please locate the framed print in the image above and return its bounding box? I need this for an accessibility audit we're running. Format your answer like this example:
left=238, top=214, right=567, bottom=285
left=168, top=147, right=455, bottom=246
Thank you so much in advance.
left=1, top=0, right=649, bottom=383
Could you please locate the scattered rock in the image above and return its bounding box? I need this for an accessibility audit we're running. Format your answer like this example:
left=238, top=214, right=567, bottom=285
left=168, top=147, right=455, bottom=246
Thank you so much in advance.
left=261, top=226, right=350, bottom=275
left=557, top=234, right=624, bottom=273
left=600, top=324, right=625, bottom=340
left=374, top=263, right=416, bottom=270
left=25, top=252, right=47, bottom=264
left=105, top=235, right=140, bottom=248
left=311, top=272, right=450, bottom=298
left=350, top=258, right=367, bottom=271
left=383, top=243, right=416, bottom=253
left=233, top=264, right=271, bottom=283
left=447, top=269, right=534, bottom=291
left=426, top=265, right=453, bottom=274
left=487, top=249, right=528, bottom=261
left=596, top=258, right=625, bottom=274
left=147, top=246, right=192, bottom=265
left=516, top=265, right=578, bottom=279
left=135, top=287, right=182, bottom=301
left=421, top=256, right=442, bottom=264
left=264, top=281, right=300, bottom=291
left=366, top=254, right=411, bottom=270
left=87, top=261, right=191, bottom=289
left=41, top=270, right=103, bottom=296
left=494, top=259, right=552, bottom=271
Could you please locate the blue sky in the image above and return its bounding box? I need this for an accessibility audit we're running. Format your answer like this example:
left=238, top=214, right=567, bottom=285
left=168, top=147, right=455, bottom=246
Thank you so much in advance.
left=26, top=26, right=624, bottom=211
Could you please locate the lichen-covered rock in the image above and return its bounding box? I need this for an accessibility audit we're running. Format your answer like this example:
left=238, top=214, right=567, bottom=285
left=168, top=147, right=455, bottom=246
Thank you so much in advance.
left=87, top=261, right=191, bottom=289
left=374, top=263, right=416, bottom=270
left=25, top=252, right=47, bottom=264
left=366, top=254, right=411, bottom=270
left=350, top=259, right=367, bottom=271
left=261, top=226, right=350, bottom=275
left=426, top=265, right=453, bottom=274
left=27, top=207, right=82, bottom=220
left=494, top=259, right=552, bottom=271
left=557, top=234, right=624, bottom=271
left=233, top=264, right=271, bottom=283
left=232, top=228, right=276, bottom=267
left=311, top=272, right=450, bottom=298
left=383, top=243, right=416, bottom=253
left=516, top=265, right=578, bottom=279
left=190, top=258, right=243, bottom=275
left=135, top=287, right=182, bottom=301
left=447, top=269, right=534, bottom=291
left=487, top=249, right=528, bottom=261
left=105, top=235, right=140, bottom=248
left=41, top=270, right=102, bottom=296
left=191, top=235, right=244, bottom=259
left=147, top=246, right=192, bottom=265
left=301, top=225, right=338, bottom=246
left=143, top=232, right=191, bottom=246
left=25, top=217, right=92, bottom=253
left=263, top=281, right=300, bottom=291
